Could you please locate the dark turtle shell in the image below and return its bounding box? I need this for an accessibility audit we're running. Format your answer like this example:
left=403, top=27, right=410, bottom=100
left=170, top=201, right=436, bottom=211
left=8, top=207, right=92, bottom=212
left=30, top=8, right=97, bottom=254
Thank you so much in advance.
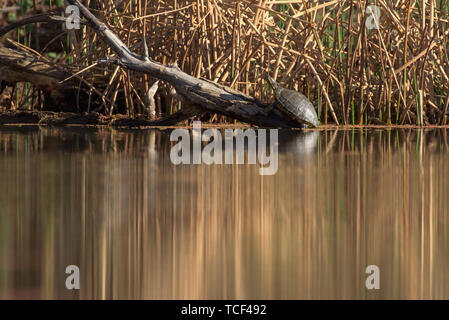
left=267, top=76, right=319, bottom=128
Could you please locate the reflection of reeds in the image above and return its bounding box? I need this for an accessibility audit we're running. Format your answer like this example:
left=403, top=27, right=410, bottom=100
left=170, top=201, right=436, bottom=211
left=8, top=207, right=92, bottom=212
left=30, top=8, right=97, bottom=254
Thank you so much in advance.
left=1, top=128, right=449, bottom=299
left=3, top=1, right=449, bottom=124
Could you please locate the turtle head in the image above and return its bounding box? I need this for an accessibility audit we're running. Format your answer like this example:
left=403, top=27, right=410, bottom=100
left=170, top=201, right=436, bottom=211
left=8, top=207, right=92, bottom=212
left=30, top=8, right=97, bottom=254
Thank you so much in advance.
left=266, top=74, right=278, bottom=91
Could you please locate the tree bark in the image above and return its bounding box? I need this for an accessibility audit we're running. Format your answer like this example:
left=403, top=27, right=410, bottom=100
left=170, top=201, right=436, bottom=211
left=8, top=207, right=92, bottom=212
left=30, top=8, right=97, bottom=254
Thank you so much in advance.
left=64, top=0, right=304, bottom=128
left=0, top=46, right=86, bottom=112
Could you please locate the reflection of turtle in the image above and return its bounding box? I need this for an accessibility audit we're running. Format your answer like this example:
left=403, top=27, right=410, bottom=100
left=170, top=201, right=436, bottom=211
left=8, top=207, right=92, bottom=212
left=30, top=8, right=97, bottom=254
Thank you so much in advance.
left=266, top=75, right=319, bottom=128
left=278, top=130, right=319, bottom=155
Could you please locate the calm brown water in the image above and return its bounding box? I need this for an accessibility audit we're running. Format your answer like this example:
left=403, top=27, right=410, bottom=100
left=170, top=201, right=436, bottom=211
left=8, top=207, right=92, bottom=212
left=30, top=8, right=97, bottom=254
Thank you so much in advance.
left=0, top=126, right=448, bottom=299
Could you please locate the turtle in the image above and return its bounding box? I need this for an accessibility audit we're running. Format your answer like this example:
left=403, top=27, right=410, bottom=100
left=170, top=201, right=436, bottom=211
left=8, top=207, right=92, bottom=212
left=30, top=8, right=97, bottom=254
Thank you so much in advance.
left=265, top=75, right=320, bottom=128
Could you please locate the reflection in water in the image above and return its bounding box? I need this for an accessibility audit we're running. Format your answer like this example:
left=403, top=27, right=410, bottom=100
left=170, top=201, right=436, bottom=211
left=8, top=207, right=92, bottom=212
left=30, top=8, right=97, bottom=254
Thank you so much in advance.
left=0, top=127, right=448, bottom=299
left=279, top=130, right=319, bottom=155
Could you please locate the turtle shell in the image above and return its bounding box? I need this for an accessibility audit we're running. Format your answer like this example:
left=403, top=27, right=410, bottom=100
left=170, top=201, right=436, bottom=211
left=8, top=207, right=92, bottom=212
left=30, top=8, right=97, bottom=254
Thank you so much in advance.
left=268, top=76, right=319, bottom=127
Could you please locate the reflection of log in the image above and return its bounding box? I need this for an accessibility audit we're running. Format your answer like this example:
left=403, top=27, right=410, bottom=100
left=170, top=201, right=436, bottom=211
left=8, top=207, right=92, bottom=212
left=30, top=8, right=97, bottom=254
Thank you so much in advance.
left=65, top=0, right=302, bottom=128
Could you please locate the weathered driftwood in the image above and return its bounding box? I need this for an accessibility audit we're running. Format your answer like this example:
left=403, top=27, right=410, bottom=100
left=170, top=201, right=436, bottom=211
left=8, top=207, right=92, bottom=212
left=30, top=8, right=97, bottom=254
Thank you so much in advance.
left=0, top=46, right=81, bottom=112
left=65, top=0, right=303, bottom=128
left=0, top=45, right=202, bottom=125
left=0, top=1, right=307, bottom=128
left=0, top=44, right=206, bottom=126
left=0, top=12, right=76, bottom=38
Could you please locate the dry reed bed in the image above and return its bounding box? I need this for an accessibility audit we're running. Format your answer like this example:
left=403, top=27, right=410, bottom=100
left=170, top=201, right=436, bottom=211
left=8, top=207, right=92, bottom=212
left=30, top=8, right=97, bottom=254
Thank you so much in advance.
left=2, top=0, right=449, bottom=125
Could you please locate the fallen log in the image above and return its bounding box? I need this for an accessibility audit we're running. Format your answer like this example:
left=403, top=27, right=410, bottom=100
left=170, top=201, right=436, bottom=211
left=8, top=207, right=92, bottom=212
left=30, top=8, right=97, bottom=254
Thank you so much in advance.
left=0, top=46, right=84, bottom=112
left=0, top=44, right=204, bottom=125
left=0, top=2, right=309, bottom=128
left=64, top=0, right=304, bottom=128
left=0, top=44, right=114, bottom=113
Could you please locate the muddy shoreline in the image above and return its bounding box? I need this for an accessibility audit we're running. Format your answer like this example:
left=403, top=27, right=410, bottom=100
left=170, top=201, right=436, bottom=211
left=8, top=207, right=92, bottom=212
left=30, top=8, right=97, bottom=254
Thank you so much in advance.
left=0, top=111, right=252, bottom=129
left=1, top=111, right=449, bottom=129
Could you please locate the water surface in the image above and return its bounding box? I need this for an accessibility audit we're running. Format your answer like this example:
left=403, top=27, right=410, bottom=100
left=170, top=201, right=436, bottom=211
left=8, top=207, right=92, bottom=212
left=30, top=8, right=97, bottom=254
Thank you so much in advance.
left=0, top=126, right=448, bottom=299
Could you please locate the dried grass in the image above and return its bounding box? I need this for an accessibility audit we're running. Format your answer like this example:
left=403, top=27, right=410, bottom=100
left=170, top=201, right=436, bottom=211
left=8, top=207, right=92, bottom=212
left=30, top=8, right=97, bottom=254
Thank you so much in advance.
left=2, top=0, right=449, bottom=125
